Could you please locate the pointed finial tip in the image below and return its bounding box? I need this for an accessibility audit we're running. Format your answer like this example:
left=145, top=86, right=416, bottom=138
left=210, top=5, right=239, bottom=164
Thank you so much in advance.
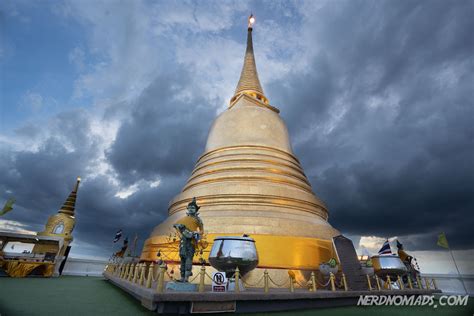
left=248, top=14, right=255, bottom=29
left=73, top=176, right=81, bottom=192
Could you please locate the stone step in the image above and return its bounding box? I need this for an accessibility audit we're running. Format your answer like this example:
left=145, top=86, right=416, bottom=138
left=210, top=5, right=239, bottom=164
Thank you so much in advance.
left=332, top=235, right=369, bottom=291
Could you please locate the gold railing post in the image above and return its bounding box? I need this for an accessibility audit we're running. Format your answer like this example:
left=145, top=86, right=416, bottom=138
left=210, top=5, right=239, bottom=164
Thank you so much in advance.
left=136, top=263, right=141, bottom=284
left=122, top=264, right=127, bottom=279
left=128, top=263, right=134, bottom=282
left=424, top=278, right=430, bottom=290
left=140, top=263, right=146, bottom=286
left=235, top=267, right=240, bottom=293
left=134, top=263, right=140, bottom=284
left=156, top=263, right=166, bottom=293
left=432, top=278, right=438, bottom=290
left=342, top=273, right=348, bottom=291
left=199, top=265, right=206, bottom=293
left=330, top=272, right=336, bottom=291
left=397, top=275, right=404, bottom=290
left=133, top=263, right=139, bottom=284
left=375, top=275, right=381, bottom=291
left=289, top=275, right=295, bottom=293
left=416, top=276, right=423, bottom=289
left=264, top=270, right=269, bottom=293
left=311, top=272, right=317, bottom=292
left=366, top=274, right=373, bottom=291
left=123, top=264, right=129, bottom=279
left=407, top=276, right=413, bottom=289
left=135, top=263, right=140, bottom=283
left=146, top=263, right=154, bottom=288
left=386, top=275, right=392, bottom=290
left=118, top=264, right=124, bottom=278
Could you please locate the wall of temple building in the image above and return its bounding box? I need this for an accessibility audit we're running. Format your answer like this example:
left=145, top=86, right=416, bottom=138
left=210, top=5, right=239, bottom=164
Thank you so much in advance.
left=61, top=258, right=107, bottom=277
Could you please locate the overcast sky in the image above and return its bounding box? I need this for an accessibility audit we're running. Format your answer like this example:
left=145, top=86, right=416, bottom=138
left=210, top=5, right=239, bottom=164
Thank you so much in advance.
left=1, top=0, right=473, bottom=274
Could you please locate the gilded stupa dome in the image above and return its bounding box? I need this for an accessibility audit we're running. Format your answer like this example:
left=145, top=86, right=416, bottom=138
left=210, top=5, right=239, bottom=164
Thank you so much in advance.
left=141, top=16, right=339, bottom=278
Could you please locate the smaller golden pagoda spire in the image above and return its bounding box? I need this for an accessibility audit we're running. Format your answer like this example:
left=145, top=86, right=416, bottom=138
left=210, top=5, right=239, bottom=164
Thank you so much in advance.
left=58, top=177, right=81, bottom=216
left=231, top=14, right=269, bottom=105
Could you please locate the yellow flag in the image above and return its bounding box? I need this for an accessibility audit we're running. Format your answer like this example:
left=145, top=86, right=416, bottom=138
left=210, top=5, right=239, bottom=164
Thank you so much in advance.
left=0, top=198, right=15, bottom=216
left=437, top=232, right=449, bottom=249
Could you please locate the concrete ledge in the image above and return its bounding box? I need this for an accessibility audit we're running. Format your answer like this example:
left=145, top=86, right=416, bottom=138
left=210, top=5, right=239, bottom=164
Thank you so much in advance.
left=104, top=272, right=441, bottom=314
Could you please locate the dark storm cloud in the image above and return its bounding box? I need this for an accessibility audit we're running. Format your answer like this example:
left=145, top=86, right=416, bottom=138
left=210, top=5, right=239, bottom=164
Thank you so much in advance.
left=0, top=66, right=216, bottom=256
left=1, top=0, right=472, bottom=259
left=269, top=0, right=474, bottom=250
left=106, top=67, right=216, bottom=185
left=0, top=110, right=95, bottom=227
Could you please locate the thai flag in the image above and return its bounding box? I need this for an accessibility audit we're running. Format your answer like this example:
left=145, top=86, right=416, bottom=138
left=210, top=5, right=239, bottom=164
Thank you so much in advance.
left=378, top=239, right=392, bottom=255
left=113, top=229, right=122, bottom=243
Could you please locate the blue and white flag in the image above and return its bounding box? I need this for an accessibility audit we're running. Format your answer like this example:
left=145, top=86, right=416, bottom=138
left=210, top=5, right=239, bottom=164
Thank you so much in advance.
left=378, top=239, right=392, bottom=255
left=113, top=229, right=122, bottom=243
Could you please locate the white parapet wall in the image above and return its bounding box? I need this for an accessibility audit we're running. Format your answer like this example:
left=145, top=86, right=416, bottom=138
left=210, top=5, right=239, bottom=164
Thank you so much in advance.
left=421, top=274, right=473, bottom=296
left=62, top=257, right=108, bottom=277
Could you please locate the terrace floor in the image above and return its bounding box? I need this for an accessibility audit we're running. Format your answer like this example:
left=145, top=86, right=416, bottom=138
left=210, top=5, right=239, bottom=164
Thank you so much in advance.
left=0, top=276, right=472, bottom=316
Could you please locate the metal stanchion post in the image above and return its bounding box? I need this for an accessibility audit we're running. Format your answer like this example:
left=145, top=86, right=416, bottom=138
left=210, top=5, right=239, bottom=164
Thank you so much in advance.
left=128, top=264, right=134, bottom=282
left=397, top=275, right=404, bottom=290
left=367, top=274, right=373, bottom=291
left=386, top=275, right=392, bottom=290
left=375, top=275, right=381, bottom=291
left=342, top=273, right=348, bottom=291
left=416, top=276, right=423, bottom=289
left=289, top=275, right=295, bottom=293
left=146, top=263, right=154, bottom=288
left=126, top=264, right=130, bottom=279
left=140, top=263, right=146, bottom=286
left=133, top=263, right=139, bottom=284
left=156, top=264, right=166, bottom=293
left=330, top=273, right=336, bottom=291
left=264, top=270, right=269, bottom=293
left=311, top=272, right=317, bottom=292
left=235, top=267, right=240, bottom=293
left=199, top=265, right=206, bottom=293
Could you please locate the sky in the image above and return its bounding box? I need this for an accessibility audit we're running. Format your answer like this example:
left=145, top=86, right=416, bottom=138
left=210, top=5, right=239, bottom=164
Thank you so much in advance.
left=0, top=0, right=473, bottom=274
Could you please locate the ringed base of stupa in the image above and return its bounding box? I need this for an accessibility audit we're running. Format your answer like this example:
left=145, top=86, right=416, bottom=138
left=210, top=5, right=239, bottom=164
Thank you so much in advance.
left=139, top=93, right=341, bottom=286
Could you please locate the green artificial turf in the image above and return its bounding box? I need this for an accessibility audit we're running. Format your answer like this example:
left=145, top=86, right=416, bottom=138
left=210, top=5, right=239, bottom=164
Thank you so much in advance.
left=0, top=276, right=154, bottom=316
left=0, top=276, right=472, bottom=316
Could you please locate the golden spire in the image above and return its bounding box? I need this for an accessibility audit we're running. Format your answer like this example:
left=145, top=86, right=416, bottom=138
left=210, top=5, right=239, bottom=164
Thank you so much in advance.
left=231, top=14, right=269, bottom=105
left=58, top=177, right=81, bottom=216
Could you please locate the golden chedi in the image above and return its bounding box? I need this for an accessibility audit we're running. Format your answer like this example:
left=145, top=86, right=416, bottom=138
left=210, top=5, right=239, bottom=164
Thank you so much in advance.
left=36, top=177, right=81, bottom=259
left=141, top=16, right=340, bottom=283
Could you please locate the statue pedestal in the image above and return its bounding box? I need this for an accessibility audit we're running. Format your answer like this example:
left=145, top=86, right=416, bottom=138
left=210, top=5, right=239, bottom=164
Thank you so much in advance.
left=165, top=281, right=198, bottom=292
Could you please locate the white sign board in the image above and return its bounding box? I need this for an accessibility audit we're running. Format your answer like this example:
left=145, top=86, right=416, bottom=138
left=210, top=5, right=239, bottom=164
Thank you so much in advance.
left=212, top=271, right=227, bottom=292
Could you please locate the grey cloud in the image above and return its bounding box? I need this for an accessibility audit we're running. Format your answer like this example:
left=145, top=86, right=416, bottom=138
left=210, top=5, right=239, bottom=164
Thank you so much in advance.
left=1, top=0, right=472, bottom=259
left=106, top=68, right=216, bottom=185
left=269, top=0, right=474, bottom=250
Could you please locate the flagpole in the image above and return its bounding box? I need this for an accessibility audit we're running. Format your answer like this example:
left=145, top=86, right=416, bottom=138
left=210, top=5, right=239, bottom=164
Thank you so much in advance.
left=448, top=248, right=468, bottom=295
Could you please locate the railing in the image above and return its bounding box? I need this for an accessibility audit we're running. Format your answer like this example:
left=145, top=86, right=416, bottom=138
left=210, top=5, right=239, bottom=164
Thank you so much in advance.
left=104, top=263, right=439, bottom=294
left=365, top=273, right=438, bottom=291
